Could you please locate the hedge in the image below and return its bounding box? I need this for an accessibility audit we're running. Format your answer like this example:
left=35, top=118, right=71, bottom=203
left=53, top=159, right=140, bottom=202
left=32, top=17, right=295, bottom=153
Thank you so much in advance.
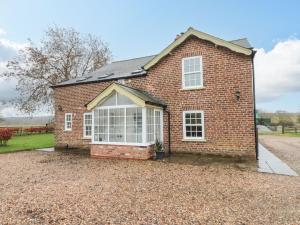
left=0, top=128, right=13, bottom=146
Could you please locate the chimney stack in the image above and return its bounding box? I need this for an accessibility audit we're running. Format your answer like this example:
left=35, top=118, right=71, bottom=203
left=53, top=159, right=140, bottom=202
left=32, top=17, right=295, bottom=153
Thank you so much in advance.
left=175, top=34, right=181, bottom=41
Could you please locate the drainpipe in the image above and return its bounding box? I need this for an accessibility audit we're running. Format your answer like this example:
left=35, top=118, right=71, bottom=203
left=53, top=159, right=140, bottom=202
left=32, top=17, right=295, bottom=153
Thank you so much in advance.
left=166, top=110, right=171, bottom=156
left=251, top=51, right=258, bottom=160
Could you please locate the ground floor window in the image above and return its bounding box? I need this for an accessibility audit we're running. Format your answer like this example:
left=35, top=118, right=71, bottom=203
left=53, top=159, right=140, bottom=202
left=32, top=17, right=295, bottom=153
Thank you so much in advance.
left=146, top=108, right=162, bottom=143
left=65, top=113, right=72, bottom=131
left=93, top=106, right=162, bottom=145
left=83, top=112, right=92, bottom=138
left=94, top=107, right=145, bottom=144
left=183, top=110, right=204, bottom=140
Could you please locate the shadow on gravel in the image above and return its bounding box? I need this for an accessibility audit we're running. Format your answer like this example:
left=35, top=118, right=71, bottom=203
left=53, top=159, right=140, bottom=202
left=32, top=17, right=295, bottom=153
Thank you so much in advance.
left=55, top=148, right=90, bottom=157
left=164, top=153, right=257, bottom=171
left=37, top=148, right=90, bottom=164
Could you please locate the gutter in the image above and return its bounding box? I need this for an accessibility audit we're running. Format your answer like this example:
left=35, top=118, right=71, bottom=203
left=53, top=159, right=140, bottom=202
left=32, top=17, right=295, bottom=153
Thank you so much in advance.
left=251, top=50, right=258, bottom=160
left=50, top=73, right=147, bottom=89
left=166, top=110, right=171, bottom=156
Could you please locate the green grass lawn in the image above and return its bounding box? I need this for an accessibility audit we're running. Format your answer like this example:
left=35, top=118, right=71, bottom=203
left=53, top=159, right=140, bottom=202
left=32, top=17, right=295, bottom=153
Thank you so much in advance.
left=0, top=133, right=54, bottom=154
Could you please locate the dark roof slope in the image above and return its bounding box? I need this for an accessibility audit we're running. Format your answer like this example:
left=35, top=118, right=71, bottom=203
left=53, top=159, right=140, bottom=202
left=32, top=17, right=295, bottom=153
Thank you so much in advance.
left=53, top=55, right=155, bottom=88
left=117, top=82, right=166, bottom=107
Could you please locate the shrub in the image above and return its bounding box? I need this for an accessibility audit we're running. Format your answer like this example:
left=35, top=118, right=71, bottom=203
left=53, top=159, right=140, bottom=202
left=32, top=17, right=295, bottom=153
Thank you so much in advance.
left=0, top=128, right=13, bottom=146
left=23, top=126, right=54, bottom=134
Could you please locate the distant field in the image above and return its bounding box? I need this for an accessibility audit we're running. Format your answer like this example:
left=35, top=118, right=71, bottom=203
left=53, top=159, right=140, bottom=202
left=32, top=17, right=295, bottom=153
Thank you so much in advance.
left=259, top=132, right=300, bottom=137
left=0, top=133, right=54, bottom=154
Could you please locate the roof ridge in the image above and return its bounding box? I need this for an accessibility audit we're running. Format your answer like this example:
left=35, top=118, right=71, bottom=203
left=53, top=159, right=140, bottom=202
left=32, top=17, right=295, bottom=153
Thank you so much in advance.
left=111, top=55, right=156, bottom=64
left=230, top=37, right=248, bottom=42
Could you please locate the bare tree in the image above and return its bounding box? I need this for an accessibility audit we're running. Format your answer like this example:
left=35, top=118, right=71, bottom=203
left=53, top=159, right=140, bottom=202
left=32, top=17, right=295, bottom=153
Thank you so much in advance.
left=1, top=26, right=111, bottom=114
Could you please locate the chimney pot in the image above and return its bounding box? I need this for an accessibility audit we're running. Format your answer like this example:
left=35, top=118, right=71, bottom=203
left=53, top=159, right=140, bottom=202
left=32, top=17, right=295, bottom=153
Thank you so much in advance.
left=175, top=34, right=181, bottom=41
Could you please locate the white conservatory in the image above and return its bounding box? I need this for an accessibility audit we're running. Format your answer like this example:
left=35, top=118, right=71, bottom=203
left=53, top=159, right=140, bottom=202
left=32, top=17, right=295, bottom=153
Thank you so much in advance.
left=86, top=82, right=165, bottom=159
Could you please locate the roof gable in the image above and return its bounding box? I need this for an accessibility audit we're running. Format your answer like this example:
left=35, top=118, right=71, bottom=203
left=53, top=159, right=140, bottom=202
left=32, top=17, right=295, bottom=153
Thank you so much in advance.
left=143, top=27, right=253, bottom=70
left=86, top=82, right=165, bottom=110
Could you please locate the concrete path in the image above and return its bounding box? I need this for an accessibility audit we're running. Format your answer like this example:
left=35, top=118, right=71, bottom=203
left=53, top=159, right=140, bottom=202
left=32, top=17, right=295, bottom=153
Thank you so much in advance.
left=258, top=144, right=298, bottom=176
left=35, top=147, right=55, bottom=152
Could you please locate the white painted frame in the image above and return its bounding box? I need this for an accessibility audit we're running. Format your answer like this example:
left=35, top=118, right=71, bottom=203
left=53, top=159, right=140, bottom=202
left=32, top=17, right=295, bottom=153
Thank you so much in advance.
left=154, top=109, right=164, bottom=143
left=64, top=113, right=72, bottom=131
left=83, top=112, right=92, bottom=139
left=182, top=56, right=203, bottom=89
left=183, top=110, right=205, bottom=140
left=91, top=105, right=163, bottom=146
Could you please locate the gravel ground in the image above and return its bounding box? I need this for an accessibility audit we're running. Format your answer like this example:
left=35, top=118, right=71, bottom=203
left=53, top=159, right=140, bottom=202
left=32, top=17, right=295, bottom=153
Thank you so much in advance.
left=259, top=135, right=300, bottom=174
left=0, top=151, right=299, bottom=225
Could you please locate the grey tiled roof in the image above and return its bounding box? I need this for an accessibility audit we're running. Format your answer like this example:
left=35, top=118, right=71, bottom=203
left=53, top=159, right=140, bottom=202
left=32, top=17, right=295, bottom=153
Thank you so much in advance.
left=53, top=55, right=156, bottom=87
left=53, top=37, right=252, bottom=88
left=230, top=38, right=252, bottom=49
left=117, top=82, right=166, bottom=107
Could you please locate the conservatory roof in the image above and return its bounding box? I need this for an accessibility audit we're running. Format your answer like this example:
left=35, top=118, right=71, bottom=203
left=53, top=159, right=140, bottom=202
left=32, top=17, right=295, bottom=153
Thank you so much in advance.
left=86, top=82, right=166, bottom=110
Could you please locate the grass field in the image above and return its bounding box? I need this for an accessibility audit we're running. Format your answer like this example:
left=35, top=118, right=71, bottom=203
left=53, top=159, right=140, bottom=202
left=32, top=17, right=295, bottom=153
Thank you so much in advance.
left=0, top=133, right=54, bottom=154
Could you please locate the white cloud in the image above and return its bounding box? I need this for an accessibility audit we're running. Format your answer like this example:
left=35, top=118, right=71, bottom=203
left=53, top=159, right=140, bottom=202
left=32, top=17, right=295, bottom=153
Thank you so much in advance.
left=0, top=35, right=28, bottom=117
left=0, top=104, right=52, bottom=117
left=0, top=38, right=26, bottom=61
left=1, top=105, right=23, bottom=117
left=0, top=39, right=22, bottom=102
left=255, top=39, right=300, bottom=102
left=0, top=28, right=6, bottom=35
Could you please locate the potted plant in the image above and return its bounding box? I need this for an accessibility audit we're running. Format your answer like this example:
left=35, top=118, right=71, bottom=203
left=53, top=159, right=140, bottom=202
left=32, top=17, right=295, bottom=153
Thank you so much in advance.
left=154, top=139, right=164, bottom=160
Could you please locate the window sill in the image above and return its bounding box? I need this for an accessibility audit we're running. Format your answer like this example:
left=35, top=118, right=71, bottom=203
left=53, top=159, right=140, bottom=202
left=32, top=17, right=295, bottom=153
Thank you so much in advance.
left=182, top=139, right=206, bottom=142
left=82, top=137, right=92, bottom=140
left=64, top=130, right=72, bottom=132
left=180, top=86, right=205, bottom=91
left=90, top=142, right=153, bottom=147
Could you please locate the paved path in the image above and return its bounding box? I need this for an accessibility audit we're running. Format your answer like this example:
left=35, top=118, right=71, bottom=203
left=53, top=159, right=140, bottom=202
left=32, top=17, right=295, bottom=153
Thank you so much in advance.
left=258, top=144, right=298, bottom=176
left=35, top=147, right=55, bottom=152
left=259, top=135, right=300, bottom=174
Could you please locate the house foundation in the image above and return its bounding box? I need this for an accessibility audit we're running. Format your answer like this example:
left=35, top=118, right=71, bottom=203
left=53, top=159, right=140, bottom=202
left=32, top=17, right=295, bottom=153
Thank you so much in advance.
left=90, top=144, right=154, bottom=160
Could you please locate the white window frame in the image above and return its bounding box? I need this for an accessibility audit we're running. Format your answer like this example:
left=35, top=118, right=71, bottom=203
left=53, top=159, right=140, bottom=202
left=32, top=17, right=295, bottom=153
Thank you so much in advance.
left=183, top=110, right=204, bottom=140
left=153, top=109, right=163, bottom=144
left=182, top=56, right=203, bottom=89
left=64, top=113, right=72, bottom=131
left=146, top=108, right=163, bottom=145
left=83, top=112, right=92, bottom=139
left=92, top=105, right=163, bottom=146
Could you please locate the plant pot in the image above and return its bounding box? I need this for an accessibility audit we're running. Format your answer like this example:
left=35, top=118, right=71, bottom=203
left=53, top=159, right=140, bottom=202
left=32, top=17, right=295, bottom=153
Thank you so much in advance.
left=155, top=151, right=165, bottom=160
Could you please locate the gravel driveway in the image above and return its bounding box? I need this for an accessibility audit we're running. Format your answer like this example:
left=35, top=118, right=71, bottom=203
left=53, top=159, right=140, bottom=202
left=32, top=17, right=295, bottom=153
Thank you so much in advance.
left=0, top=151, right=299, bottom=224
left=259, top=135, right=300, bottom=174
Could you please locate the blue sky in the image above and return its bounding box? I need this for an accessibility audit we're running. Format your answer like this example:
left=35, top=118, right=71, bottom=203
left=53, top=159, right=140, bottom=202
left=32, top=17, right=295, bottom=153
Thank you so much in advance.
left=0, top=0, right=300, bottom=114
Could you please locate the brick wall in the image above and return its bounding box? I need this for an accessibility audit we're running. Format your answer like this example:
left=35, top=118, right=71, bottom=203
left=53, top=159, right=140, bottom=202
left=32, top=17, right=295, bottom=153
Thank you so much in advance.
left=90, top=144, right=154, bottom=160
left=53, top=36, right=255, bottom=158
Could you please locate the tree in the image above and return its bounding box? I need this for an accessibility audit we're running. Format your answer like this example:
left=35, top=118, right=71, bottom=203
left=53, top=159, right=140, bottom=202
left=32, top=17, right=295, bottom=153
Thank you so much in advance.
left=1, top=26, right=111, bottom=113
left=277, top=112, right=294, bottom=134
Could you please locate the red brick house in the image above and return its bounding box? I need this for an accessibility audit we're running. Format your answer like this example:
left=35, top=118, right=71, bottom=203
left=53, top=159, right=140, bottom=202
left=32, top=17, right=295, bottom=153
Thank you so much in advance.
left=52, top=27, right=257, bottom=160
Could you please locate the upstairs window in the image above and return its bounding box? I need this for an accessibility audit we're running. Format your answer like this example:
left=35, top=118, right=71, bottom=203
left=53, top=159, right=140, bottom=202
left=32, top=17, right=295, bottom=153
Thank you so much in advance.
left=65, top=113, right=72, bottom=131
left=83, top=113, right=92, bottom=138
left=182, top=56, right=203, bottom=89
